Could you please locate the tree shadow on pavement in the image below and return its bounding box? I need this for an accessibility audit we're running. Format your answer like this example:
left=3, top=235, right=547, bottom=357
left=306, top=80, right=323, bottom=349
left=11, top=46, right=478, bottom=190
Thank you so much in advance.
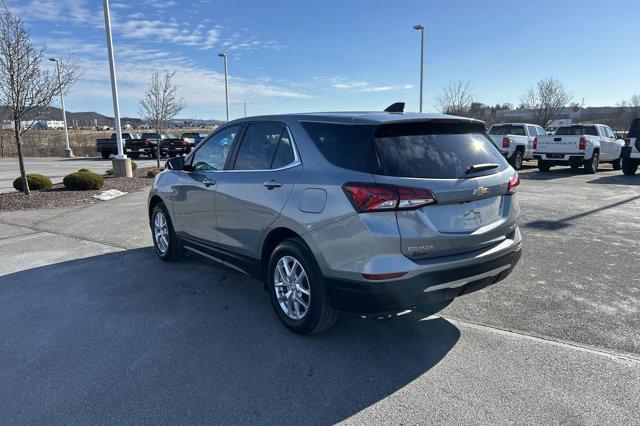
left=0, top=247, right=460, bottom=424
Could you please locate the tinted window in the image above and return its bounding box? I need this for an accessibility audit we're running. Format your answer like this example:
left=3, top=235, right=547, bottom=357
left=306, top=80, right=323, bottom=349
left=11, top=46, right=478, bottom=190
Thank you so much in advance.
left=555, top=126, right=598, bottom=136
left=489, top=125, right=526, bottom=136
left=142, top=133, right=159, bottom=139
left=301, top=122, right=378, bottom=173
left=234, top=123, right=284, bottom=170
left=271, top=128, right=295, bottom=169
left=191, top=126, right=240, bottom=171
left=629, top=118, right=640, bottom=138
left=374, top=122, right=505, bottom=179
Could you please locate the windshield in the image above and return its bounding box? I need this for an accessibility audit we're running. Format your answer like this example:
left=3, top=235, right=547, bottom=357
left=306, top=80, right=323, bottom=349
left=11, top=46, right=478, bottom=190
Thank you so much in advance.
left=555, top=126, right=598, bottom=136
left=490, top=125, right=526, bottom=136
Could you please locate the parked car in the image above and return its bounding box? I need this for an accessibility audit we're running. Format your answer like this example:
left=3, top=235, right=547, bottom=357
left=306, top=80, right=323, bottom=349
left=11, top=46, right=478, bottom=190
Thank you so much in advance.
left=159, top=133, right=194, bottom=157
left=488, top=123, right=546, bottom=170
left=96, top=133, right=141, bottom=159
left=181, top=132, right=208, bottom=146
left=621, top=117, right=640, bottom=175
left=534, top=123, right=624, bottom=173
left=148, top=109, right=522, bottom=334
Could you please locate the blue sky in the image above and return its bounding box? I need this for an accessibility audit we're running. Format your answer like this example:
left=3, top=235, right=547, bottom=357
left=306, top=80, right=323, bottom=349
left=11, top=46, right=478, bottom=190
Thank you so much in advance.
left=7, top=0, right=640, bottom=120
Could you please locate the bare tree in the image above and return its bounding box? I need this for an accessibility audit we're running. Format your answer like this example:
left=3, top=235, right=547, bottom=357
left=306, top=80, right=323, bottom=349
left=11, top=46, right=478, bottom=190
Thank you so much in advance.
left=520, top=77, right=571, bottom=128
left=434, top=80, right=474, bottom=116
left=139, top=70, right=185, bottom=167
left=0, top=6, right=77, bottom=194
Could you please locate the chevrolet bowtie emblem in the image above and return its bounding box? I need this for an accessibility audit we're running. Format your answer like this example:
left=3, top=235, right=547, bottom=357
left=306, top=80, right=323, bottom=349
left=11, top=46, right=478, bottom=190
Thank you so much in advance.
left=473, top=187, right=488, bottom=197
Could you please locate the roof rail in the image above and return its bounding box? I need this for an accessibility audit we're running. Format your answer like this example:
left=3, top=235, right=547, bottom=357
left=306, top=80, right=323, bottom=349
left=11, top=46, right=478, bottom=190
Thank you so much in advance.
left=384, top=102, right=405, bottom=113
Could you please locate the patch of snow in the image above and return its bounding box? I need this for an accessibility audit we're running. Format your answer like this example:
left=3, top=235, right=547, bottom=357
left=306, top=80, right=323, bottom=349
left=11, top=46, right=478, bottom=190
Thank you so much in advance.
left=93, top=189, right=127, bottom=201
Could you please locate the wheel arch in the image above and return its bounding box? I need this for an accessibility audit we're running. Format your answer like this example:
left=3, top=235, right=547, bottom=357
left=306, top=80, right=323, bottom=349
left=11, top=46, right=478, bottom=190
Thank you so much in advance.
left=148, top=194, right=165, bottom=221
left=260, top=227, right=307, bottom=284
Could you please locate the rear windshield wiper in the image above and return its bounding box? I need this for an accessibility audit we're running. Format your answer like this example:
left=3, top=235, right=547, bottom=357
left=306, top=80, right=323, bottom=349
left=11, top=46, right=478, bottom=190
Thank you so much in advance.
left=464, top=163, right=499, bottom=175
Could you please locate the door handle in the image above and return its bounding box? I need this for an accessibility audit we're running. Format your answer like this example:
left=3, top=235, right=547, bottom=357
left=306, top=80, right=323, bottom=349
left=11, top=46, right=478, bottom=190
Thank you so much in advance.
left=203, top=178, right=216, bottom=187
left=263, top=180, right=283, bottom=189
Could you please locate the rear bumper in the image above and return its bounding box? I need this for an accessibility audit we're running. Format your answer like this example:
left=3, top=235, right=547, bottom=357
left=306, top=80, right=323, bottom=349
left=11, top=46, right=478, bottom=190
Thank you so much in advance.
left=534, top=152, right=585, bottom=163
left=325, top=247, right=522, bottom=314
left=621, top=146, right=640, bottom=160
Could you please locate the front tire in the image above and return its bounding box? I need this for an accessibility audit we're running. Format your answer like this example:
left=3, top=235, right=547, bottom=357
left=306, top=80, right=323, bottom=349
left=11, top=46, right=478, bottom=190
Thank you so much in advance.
left=267, top=238, right=338, bottom=335
left=612, top=156, right=623, bottom=171
left=151, top=202, right=182, bottom=262
left=538, top=160, right=551, bottom=172
left=509, top=150, right=524, bottom=170
left=622, top=158, right=639, bottom=176
left=584, top=151, right=599, bottom=174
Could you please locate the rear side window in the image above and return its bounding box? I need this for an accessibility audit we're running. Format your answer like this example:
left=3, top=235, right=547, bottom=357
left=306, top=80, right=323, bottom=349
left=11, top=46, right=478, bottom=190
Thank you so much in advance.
left=301, top=122, right=378, bottom=173
left=233, top=122, right=285, bottom=170
left=629, top=119, right=640, bottom=138
left=271, top=128, right=295, bottom=169
left=374, top=122, right=505, bottom=179
left=555, top=126, right=598, bottom=136
left=489, top=125, right=526, bottom=136
left=527, top=125, right=537, bottom=136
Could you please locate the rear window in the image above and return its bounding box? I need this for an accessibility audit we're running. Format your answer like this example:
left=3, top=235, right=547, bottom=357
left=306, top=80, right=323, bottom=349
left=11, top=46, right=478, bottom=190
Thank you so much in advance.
left=555, top=126, right=598, bottom=136
left=489, top=125, right=526, bottom=136
left=629, top=118, right=640, bottom=138
left=302, top=121, right=505, bottom=179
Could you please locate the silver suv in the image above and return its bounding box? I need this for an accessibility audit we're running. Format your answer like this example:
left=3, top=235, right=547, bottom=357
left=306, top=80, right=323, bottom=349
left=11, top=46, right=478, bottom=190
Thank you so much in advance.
left=148, top=109, right=522, bottom=334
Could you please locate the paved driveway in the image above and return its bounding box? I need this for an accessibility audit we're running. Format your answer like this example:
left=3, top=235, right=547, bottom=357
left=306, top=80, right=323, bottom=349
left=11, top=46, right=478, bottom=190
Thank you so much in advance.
left=0, top=164, right=639, bottom=423
left=0, top=157, right=159, bottom=192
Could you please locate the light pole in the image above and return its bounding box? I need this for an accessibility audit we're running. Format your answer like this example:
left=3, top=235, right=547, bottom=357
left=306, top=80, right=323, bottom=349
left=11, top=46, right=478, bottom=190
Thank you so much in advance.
left=49, top=57, right=73, bottom=158
left=413, top=24, right=425, bottom=113
left=102, top=0, right=131, bottom=177
left=218, top=52, right=229, bottom=122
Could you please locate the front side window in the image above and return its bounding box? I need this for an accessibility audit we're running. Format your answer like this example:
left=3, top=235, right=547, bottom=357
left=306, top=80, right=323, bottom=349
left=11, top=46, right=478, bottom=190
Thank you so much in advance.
left=537, top=127, right=547, bottom=136
left=605, top=127, right=615, bottom=139
left=233, top=122, right=286, bottom=170
left=191, top=126, right=240, bottom=171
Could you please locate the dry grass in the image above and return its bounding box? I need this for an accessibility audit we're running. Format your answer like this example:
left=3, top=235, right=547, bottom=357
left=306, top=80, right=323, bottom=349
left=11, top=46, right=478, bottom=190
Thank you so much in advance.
left=0, top=127, right=215, bottom=158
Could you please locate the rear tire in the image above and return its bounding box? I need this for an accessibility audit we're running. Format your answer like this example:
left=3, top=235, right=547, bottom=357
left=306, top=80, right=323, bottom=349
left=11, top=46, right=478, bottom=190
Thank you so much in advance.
left=267, top=238, right=338, bottom=335
left=509, top=150, right=524, bottom=170
left=622, top=158, right=638, bottom=176
left=584, top=151, right=599, bottom=174
left=612, top=157, right=623, bottom=171
left=101, top=151, right=110, bottom=159
left=538, top=160, right=551, bottom=172
left=151, top=202, right=182, bottom=262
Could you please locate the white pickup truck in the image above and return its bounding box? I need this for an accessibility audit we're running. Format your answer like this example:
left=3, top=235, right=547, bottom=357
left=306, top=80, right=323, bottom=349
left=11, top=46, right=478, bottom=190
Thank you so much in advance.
left=534, top=123, right=624, bottom=174
left=621, top=117, right=640, bottom=175
left=488, top=123, right=546, bottom=170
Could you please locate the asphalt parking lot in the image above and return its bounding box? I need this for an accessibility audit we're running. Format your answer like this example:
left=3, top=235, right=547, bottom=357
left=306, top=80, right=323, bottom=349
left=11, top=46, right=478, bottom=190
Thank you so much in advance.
left=0, top=157, right=159, bottom=193
left=0, top=162, right=639, bottom=423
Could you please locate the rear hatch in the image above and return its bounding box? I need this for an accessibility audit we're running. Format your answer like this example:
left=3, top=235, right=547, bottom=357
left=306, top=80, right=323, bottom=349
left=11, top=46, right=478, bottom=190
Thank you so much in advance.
left=537, top=125, right=597, bottom=154
left=371, top=121, right=517, bottom=260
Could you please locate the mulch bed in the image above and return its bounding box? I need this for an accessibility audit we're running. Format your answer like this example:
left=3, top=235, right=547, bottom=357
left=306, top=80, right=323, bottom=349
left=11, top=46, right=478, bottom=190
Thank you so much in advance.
left=0, top=167, right=157, bottom=212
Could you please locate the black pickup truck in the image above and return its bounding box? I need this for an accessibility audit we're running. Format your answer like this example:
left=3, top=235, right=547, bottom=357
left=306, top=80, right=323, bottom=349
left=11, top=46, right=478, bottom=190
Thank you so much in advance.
left=96, top=133, right=141, bottom=159
left=157, top=133, right=195, bottom=157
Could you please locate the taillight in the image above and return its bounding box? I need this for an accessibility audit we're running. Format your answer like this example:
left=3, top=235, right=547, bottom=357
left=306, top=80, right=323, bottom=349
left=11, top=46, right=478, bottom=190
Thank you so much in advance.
left=507, top=174, right=520, bottom=194
left=532, top=137, right=537, bottom=150
left=342, top=182, right=437, bottom=213
left=579, top=137, right=586, bottom=150
left=181, top=139, right=187, bottom=146
left=502, top=137, right=510, bottom=148
left=143, top=139, right=149, bottom=147
left=625, top=138, right=631, bottom=146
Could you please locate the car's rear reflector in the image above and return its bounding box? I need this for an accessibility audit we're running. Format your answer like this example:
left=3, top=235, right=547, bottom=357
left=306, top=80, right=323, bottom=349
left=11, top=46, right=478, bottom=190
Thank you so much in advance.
left=362, top=272, right=407, bottom=280
left=507, top=174, right=520, bottom=194
left=342, top=182, right=437, bottom=213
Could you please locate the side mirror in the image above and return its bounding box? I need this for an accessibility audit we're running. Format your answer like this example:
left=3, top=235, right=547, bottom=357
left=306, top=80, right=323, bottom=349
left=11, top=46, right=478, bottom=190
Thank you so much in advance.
left=166, top=156, right=185, bottom=170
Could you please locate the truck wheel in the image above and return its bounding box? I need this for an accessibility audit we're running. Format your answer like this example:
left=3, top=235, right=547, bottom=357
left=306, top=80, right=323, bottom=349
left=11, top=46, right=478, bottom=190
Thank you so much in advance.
left=538, top=160, right=551, bottom=172
left=101, top=152, right=110, bottom=159
left=509, top=150, right=524, bottom=170
left=612, top=157, right=623, bottom=171
left=267, top=238, right=339, bottom=335
left=584, top=151, right=599, bottom=174
left=622, top=158, right=638, bottom=176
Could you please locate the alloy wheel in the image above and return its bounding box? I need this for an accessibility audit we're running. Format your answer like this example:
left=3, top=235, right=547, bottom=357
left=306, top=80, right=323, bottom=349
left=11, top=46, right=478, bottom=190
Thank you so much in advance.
left=274, top=255, right=311, bottom=320
left=154, top=211, right=169, bottom=254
